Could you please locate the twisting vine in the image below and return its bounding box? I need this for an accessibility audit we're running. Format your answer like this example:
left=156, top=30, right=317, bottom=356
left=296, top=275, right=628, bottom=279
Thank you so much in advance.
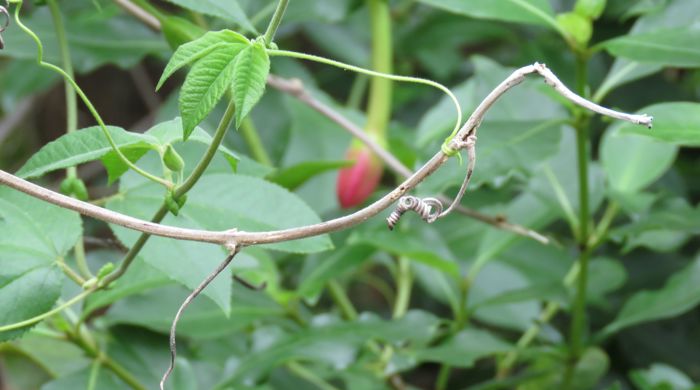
left=0, top=1, right=655, bottom=389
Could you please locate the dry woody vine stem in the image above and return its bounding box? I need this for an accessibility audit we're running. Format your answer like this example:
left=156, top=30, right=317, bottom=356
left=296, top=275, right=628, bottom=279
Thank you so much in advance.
left=0, top=62, right=652, bottom=250
left=0, top=60, right=653, bottom=388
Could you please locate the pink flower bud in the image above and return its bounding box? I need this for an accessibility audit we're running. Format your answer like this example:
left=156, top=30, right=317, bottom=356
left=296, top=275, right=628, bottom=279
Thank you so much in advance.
left=336, top=145, right=383, bottom=208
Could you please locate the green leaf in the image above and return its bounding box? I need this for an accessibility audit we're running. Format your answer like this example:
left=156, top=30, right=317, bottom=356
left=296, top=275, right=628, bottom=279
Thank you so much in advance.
left=218, top=311, right=441, bottom=386
left=0, top=188, right=81, bottom=341
left=601, top=123, right=678, bottom=193
left=179, top=44, right=247, bottom=139
left=163, top=0, right=257, bottom=33
left=630, top=363, right=696, bottom=390
left=16, top=126, right=154, bottom=179
left=0, top=6, right=167, bottom=73
left=602, top=256, right=700, bottom=336
left=557, top=12, right=593, bottom=46
left=616, top=102, right=700, bottom=146
left=297, top=244, right=375, bottom=301
left=232, top=42, right=271, bottom=128
left=414, top=328, right=511, bottom=367
left=157, top=30, right=250, bottom=91
left=416, top=0, right=560, bottom=31
left=600, top=27, right=700, bottom=68
left=266, top=160, right=353, bottom=190
left=145, top=118, right=240, bottom=170
left=574, top=0, right=606, bottom=19
left=103, top=284, right=285, bottom=339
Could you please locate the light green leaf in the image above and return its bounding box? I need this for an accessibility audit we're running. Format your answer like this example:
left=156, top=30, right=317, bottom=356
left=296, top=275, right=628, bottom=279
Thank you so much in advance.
left=594, top=60, right=662, bottom=102
left=600, top=27, right=700, bottom=68
left=416, top=0, right=560, bottom=31
left=0, top=188, right=81, bottom=341
left=616, top=102, right=700, bottom=146
left=602, top=256, right=700, bottom=336
left=601, top=124, right=678, bottom=193
left=414, top=329, right=511, bottom=367
left=232, top=42, right=271, bottom=128
left=180, top=44, right=247, bottom=139
left=630, top=363, right=695, bottom=390
left=157, top=30, right=250, bottom=90
left=557, top=12, right=593, bottom=46
left=16, top=126, right=154, bottom=179
left=266, top=160, right=353, bottom=190
left=163, top=0, right=257, bottom=33
left=574, top=0, right=606, bottom=19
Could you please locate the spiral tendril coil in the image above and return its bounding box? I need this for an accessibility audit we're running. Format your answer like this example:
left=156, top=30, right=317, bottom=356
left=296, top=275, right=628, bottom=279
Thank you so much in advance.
left=386, top=196, right=443, bottom=230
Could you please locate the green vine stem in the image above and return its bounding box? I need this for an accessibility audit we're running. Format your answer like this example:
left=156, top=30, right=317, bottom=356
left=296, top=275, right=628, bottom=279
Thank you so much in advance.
left=240, top=117, right=273, bottom=166
left=12, top=1, right=172, bottom=189
left=392, top=257, right=412, bottom=319
left=100, top=100, right=237, bottom=288
left=46, top=0, right=93, bottom=280
left=365, top=0, right=393, bottom=142
left=564, top=54, right=593, bottom=389
left=263, top=0, right=289, bottom=47
left=266, top=49, right=463, bottom=149
left=0, top=287, right=96, bottom=333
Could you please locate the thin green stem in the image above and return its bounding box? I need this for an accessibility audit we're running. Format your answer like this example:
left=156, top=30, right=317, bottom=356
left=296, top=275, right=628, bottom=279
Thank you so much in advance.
left=240, top=117, right=273, bottom=166
left=56, top=259, right=86, bottom=286
left=267, top=49, right=462, bottom=142
left=13, top=2, right=171, bottom=189
left=346, top=74, right=369, bottom=110
left=101, top=100, right=237, bottom=288
left=564, top=54, right=592, bottom=389
left=392, top=257, right=412, bottom=319
left=435, top=364, right=452, bottom=390
left=46, top=0, right=94, bottom=280
left=86, top=359, right=101, bottom=390
left=287, top=361, right=341, bottom=390
left=0, top=288, right=96, bottom=333
left=263, top=0, right=289, bottom=47
left=327, top=279, right=358, bottom=321
left=365, top=0, right=393, bottom=140
left=588, top=202, right=620, bottom=250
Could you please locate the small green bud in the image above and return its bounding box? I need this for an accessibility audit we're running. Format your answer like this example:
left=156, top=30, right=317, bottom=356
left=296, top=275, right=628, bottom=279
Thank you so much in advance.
left=59, top=178, right=73, bottom=195
left=96, top=262, right=115, bottom=280
left=71, top=179, right=89, bottom=201
left=165, top=191, right=180, bottom=216
left=163, top=144, right=185, bottom=172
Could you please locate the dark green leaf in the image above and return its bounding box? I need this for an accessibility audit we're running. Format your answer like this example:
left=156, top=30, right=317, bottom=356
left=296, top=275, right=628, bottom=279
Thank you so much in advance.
left=602, top=256, right=700, bottom=336
left=297, top=244, right=375, bottom=301
left=163, top=0, right=256, bottom=33
left=266, top=160, right=353, bottom=190
left=416, top=0, right=560, bottom=31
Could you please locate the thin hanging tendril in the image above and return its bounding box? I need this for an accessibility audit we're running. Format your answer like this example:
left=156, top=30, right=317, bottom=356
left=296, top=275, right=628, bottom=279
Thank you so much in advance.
left=12, top=1, right=171, bottom=188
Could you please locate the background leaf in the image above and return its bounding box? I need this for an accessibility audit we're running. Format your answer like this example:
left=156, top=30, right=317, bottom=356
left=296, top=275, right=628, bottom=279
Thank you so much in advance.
left=0, top=188, right=81, bottom=341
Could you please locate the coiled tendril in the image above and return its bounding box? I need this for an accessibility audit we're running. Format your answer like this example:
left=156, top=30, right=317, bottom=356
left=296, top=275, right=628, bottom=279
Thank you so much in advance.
left=0, top=0, right=10, bottom=50
left=387, top=196, right=443, bottom=230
